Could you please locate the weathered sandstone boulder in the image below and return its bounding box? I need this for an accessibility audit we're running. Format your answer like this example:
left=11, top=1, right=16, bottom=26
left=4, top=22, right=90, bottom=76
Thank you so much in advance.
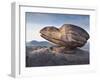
left=40, top=24, right=89, bottom=49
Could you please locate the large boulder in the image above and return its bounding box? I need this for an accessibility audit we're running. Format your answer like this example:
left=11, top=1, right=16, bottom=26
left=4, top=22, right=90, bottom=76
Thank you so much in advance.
left=40, top=24, right=89, bottom=49
left=26, top=24, right=90, bottom=67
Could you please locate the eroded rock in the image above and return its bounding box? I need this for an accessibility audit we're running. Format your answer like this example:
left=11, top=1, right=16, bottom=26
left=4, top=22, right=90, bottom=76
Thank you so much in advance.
left=40, top=24, right=89, bottom=49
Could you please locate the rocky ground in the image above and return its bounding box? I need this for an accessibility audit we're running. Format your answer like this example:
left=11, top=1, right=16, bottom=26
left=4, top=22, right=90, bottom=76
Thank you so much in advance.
left=26, top=46, right=89, bottom=67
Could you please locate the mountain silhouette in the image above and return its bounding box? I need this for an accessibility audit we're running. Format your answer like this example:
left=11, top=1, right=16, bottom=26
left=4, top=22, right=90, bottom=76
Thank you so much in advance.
left=26, top=40, right=53, bottom=47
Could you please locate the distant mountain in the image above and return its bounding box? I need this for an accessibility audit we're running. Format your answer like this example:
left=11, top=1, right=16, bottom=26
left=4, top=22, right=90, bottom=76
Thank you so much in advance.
left=80, top=42, right=89, bottom=51
left=26, top=40, right=53, bottom=47
left=26, top=40, right=89, bottom=51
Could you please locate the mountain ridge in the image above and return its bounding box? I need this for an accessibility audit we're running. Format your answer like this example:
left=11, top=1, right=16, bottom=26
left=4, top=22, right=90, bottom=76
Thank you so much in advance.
left=26, top=40, right=89, bottom=51
left=26, top=40, right=53, bottom=47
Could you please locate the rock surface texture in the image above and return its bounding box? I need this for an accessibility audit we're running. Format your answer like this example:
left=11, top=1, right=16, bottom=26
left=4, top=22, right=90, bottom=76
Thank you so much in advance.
left=40, top=24, right=89, bottom=49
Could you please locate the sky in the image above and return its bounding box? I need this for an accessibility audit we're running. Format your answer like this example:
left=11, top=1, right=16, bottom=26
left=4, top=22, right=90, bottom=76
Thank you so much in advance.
left=26, top=12, right=89, bottom=42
